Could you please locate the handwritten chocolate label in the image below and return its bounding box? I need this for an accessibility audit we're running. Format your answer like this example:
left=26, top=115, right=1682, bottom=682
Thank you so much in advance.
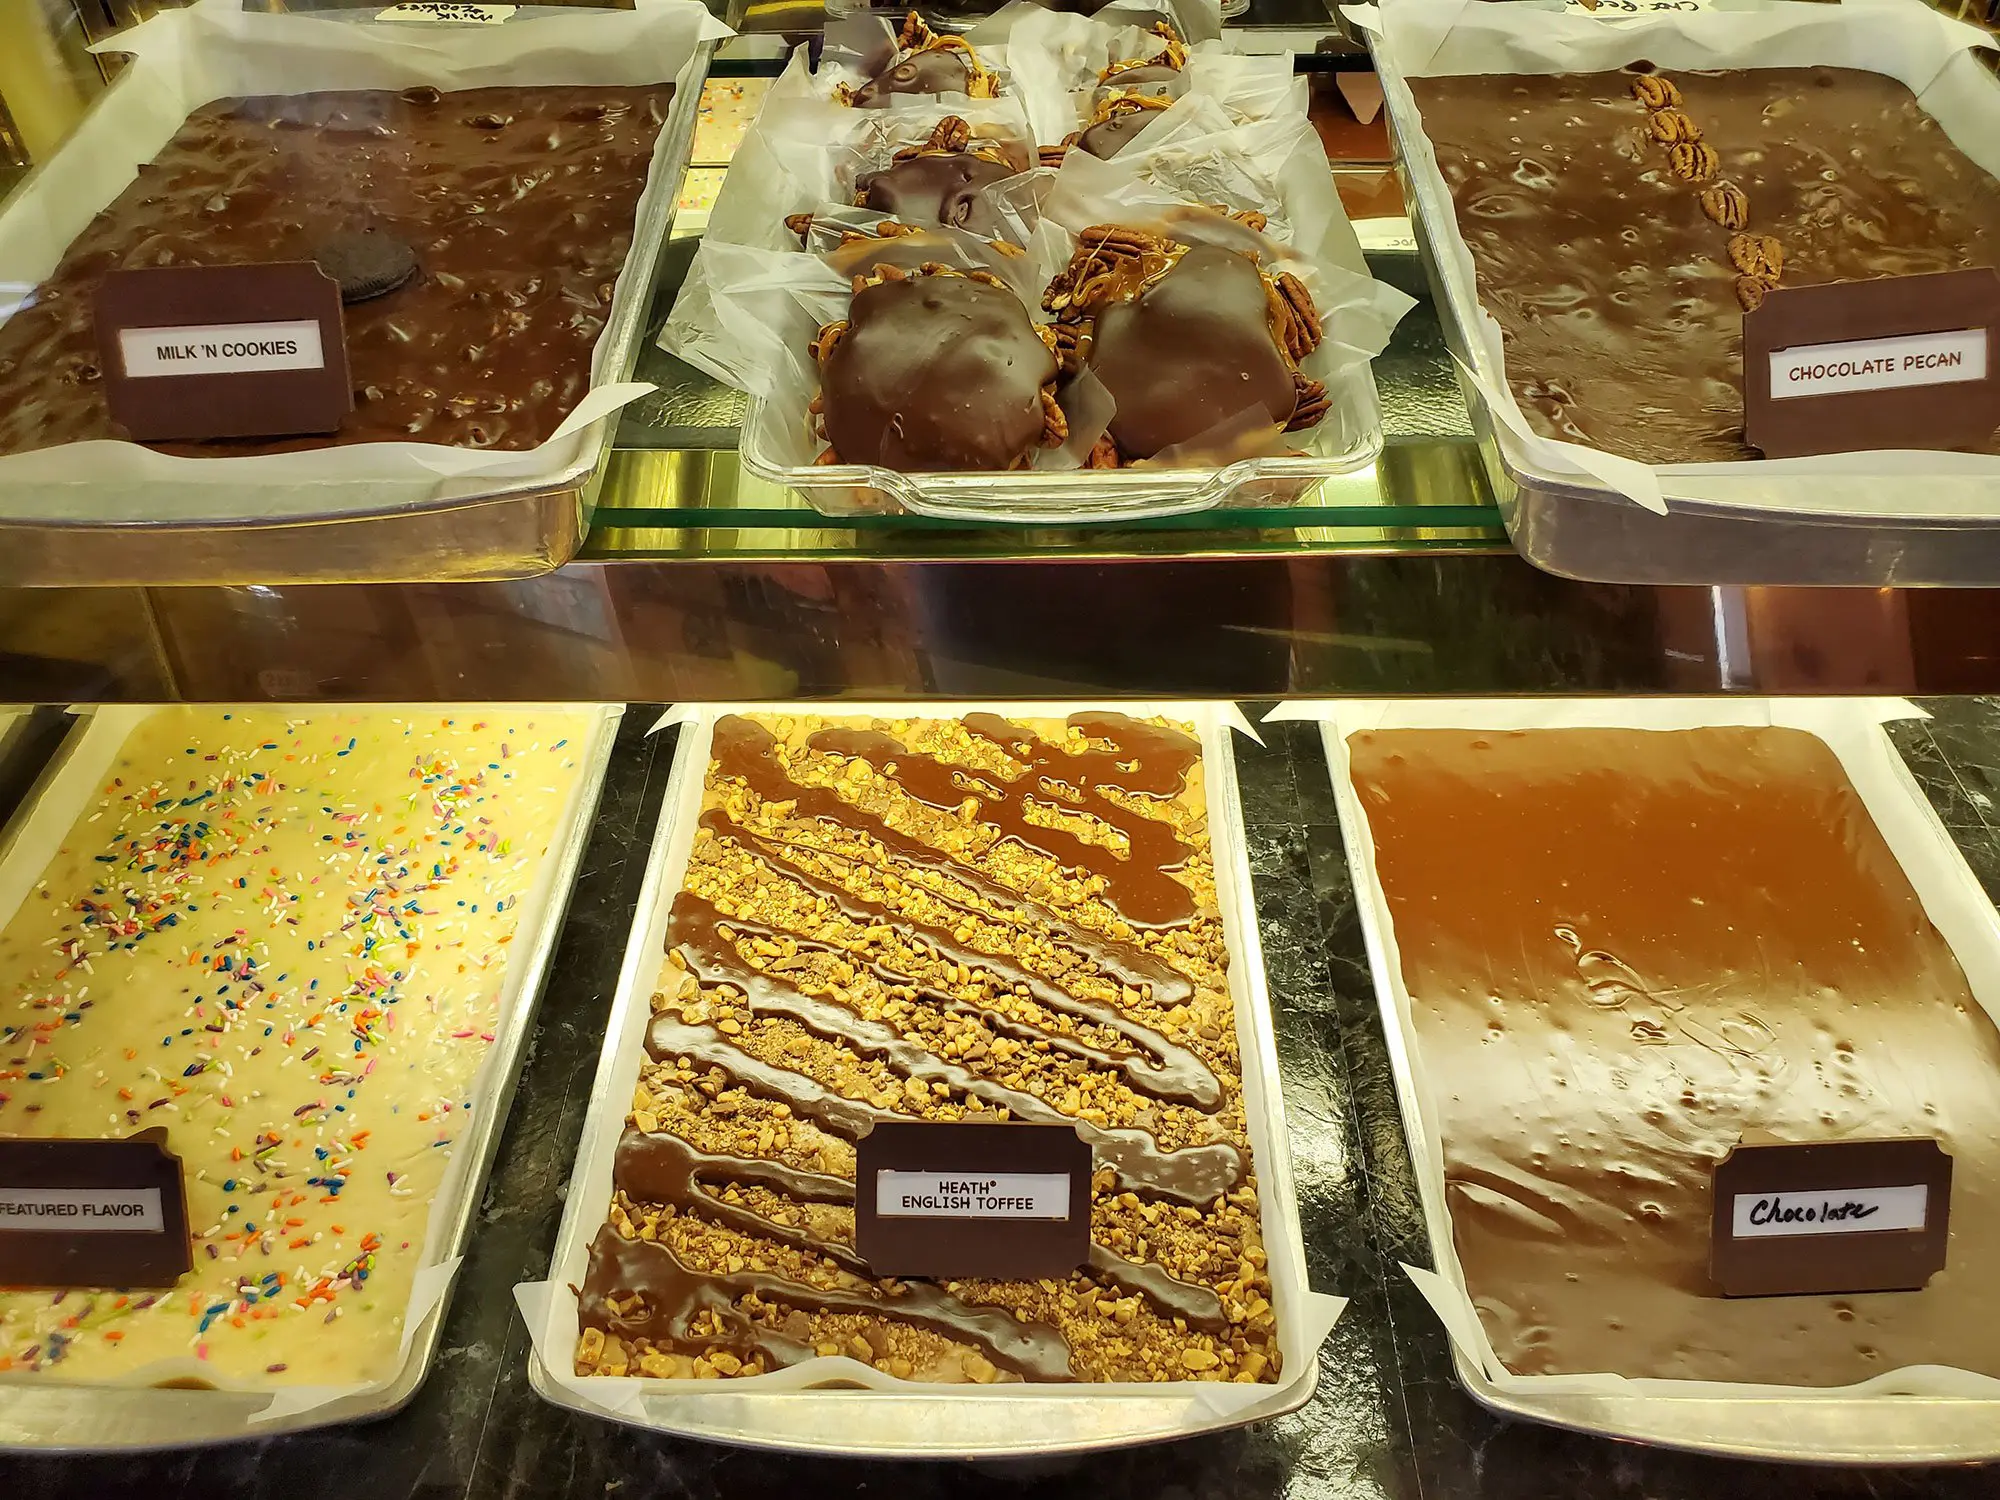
left=1743, top=267, right=2000, bottom=458
left=376, top=2, right=517, bottom=20
left=1711, top=1137, right=1951, bottom=1298
left=95, top=263, right=351, bottom=443
left=0, top=1130, right=191, bottom=1289
left=855, top=1122, right=1090, bottom=1279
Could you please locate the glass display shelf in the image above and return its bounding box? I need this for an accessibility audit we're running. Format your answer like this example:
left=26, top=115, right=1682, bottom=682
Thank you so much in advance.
left=578, top=44, right=1509, bottom=562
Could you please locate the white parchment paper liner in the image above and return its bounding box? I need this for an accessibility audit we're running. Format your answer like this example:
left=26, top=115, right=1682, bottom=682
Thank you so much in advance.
left=1272, top=695, right=2000, bottom=1402
left=0, top=0, right=728, bottom=522
left=517, top=701, right=1342, bottom=1439
left=0, top=703, right=621, bottom=1429
left=1350, top=0, right=2000, bottom=519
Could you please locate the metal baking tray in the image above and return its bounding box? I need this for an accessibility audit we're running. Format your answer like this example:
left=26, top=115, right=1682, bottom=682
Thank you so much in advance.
left=523, top=702, right=1328, bottom=1457
left=0, top=702, right=621, bottom=1451
left=1367, top=6, right=2000, bottom=587
left=1305, top=697, right=2000, bottom=1465
left=0, top=19, right=715, bottom=589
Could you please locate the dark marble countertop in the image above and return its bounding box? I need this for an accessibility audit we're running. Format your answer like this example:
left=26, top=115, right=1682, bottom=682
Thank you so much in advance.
left=5, top=702, right=2000, bottom=1499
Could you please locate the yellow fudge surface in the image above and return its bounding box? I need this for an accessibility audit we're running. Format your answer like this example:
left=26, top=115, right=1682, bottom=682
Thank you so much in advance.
left=0, top=706, right=596, bottom=1387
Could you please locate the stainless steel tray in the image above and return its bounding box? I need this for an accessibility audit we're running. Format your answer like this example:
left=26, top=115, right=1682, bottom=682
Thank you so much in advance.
left=0, top=703, right=622, bottom=1451
left=523, top=702, right=1327, bottom=1457
left=0, top=22, right=715, bottom=589
left=1368, top=7, right=2000, bottom=587
left=1305, top=697, right=2000, bottom=1465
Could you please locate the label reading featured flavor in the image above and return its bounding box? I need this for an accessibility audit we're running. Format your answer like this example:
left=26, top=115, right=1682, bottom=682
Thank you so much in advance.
left=875, top=1172, right=1073, bottom=1221
left=118, top=320, right=327, bottom=380
left=1561, top=0, right=1712, bottom=15
left=0, top=1186, right=165, bottom=1233
left=1768, top=328, right=1987, bottom=401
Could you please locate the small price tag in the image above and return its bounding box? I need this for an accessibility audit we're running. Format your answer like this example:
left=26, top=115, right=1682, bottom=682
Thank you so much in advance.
left=1561, top=0, right=1711, bottom=15
left=854, top=1122, right=1090, bottom=1280
left=1710, top=1137, right=1951, bottom=1298
left=0, top=1129, right=192, bottom=1289
left=94, top=263, right=352, bottom=444
left=376, top=2, right=517, bottom=20
left=1743, top=267, right=2000, bottom=459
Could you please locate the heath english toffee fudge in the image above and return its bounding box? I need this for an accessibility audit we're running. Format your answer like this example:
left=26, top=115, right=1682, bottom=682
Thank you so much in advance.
left=575, top=711, right=1281, bottom=1385
left=1351, top=724, right=2000, bottom=1385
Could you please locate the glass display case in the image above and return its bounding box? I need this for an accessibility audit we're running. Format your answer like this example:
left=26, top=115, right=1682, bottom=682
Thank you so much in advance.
left=0, top=0, right=1998, bottom=1494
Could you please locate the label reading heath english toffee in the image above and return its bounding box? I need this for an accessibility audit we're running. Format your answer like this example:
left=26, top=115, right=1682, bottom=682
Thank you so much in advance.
left=1711, top=1137, right=1951, bottom=1298
left=1743, top=267, right=2000, bottom=459
left=95, top=263, right=351, bottom=443
left=0, top=1129, right=191, bottom=1289
left=855, top=1122, right=1090, bottom=1279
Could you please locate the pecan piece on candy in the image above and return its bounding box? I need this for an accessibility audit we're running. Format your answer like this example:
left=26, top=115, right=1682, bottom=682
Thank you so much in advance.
left=1727, top=232, right=1784, bottom=283
left=1699, top=182, right=1750, bottom=230
left=1647, top=109, right=1702, bottom=145
left=1734, top=275, right=1769, bottom=313
left=1670, top=140, right=1721, bottom=182
left=1629, top=74, right=1683, bottom=110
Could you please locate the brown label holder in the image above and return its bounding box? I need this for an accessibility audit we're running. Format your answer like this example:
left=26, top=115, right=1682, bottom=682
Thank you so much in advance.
left=1742, top=267, right=2000, bottom=459
left=94, top=262, right=352, bottom=443
left=1710, top=1136, right=1951, bottom=1299
left=854, top=1121, right=1091, bottom=1281
left=0, top=1128, right=192, bottom=1289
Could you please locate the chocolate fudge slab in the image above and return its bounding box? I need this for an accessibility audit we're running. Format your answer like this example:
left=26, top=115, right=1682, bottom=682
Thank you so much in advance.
left=1409, top=67, right=2000, bottom=463
left=0, top=84, right=671, bottom=457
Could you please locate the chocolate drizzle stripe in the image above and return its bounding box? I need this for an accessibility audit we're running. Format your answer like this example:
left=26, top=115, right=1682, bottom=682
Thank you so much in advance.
left=712, top=715, right=1196, bottom=987
left=612, top=1127, right=1229, bottom=1332
left=579, top=1224, right=1078, bottom=1381
left=644, top=1015, right=1240, bottom=1206
left=714, top=713, right=1200, bottom=929
left=659, top=906, right=1245, bottom=1205
left=694, top=813, right=1221, bottom=1110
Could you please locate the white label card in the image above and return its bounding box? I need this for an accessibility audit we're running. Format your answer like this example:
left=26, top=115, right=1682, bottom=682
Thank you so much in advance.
left=875, top=1171, right=1073, bottom=1220
left=0, top=1187, right=165, bottom=1233
left=1730, top=1184, right=1929, bottom=1240
left=118, top=320, right=326, bottom=380
left=1561, top=0, right=1712, bottom=15
left=375, top=2, right=517, bottom=20
left=1769, top=328, right=1988, bottom=400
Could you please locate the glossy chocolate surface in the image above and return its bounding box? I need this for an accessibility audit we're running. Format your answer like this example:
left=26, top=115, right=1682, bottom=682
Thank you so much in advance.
left=1085, top=245, right=1296, bottom=460
left=850, top=48, right=975, bottom=108
left=854, top=151, right=1016, bottom=239
left=1410, top=67, right=2000, bottom=463
left=822, top=273, right=1052, bottom=471
left=578, top=712, right=1274, bottom=1384
left=0, top=85, right=671, bottom=457
left=1079, top=105, right=1163, bottom=160
left=1352, top=724, right=2000, bottom=1384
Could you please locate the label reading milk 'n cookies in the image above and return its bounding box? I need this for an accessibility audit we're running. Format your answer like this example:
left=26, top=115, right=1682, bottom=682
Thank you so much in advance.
left=118, top=320, right=326, bottom=380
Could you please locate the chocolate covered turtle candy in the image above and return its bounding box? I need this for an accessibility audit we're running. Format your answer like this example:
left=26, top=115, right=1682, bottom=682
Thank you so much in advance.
left=853, top=117, right=1019, bottom=240
left=809, top=262, right=1066, bottom=471
left=1095, top=23, right=1188, bottom=102
left=840, top=13, right=1000, bottom=108
left=1040, top=92, right=1174, bottom=166
left=1042, top=224, right=1327, bottom=465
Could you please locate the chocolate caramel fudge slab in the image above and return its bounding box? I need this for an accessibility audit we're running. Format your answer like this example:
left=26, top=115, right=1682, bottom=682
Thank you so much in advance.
left=576, top=712, right=1281, bottom=1385
left=0, top=84, right=671, bottom=457
left=1409, top=68, right=2000, bottom=464
left=1351, top=725, right=2000, bottom=1385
